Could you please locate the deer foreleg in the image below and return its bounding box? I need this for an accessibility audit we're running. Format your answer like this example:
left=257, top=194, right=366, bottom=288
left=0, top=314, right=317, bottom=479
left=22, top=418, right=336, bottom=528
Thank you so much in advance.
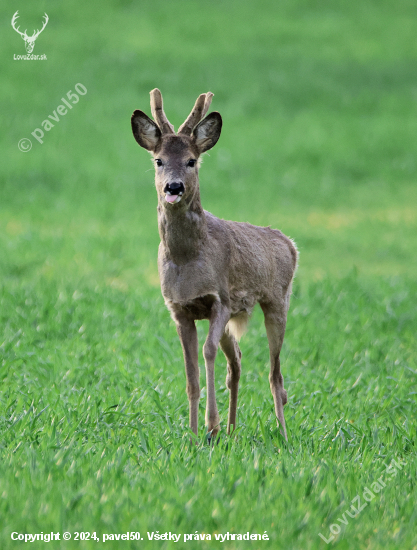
left=175, top=314, right=200, bottom=436
left=220, top=331, right=241, bottom=434
left=203, top=300, right=230, bottom=438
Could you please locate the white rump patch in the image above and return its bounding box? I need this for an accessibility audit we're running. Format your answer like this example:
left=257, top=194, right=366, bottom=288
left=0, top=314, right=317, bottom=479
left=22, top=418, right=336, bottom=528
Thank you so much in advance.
left=226, top=312, right=249, bottom=341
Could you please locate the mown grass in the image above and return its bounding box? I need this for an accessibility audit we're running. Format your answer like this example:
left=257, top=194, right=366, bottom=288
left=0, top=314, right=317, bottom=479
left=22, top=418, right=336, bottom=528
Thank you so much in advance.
left=1, top=0, right=416, bottom=548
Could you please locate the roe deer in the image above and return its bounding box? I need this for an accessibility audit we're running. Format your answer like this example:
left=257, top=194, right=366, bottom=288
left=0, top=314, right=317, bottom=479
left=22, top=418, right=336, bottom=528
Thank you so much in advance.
left=131, top=89, right=298, bottom=441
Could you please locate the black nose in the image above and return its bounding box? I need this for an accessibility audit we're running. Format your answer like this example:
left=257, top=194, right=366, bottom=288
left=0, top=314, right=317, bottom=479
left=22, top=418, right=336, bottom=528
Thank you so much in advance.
left=164, top=182, right=185, bottom=196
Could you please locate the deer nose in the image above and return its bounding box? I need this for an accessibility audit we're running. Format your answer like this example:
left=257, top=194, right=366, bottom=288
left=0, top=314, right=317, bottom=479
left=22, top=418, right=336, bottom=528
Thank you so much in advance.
left=164, top=182, right=185, bottom=196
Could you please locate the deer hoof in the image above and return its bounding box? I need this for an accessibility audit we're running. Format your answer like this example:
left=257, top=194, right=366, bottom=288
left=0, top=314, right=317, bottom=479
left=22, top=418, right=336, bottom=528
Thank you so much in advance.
left=206, top=431, right=220, bottom=446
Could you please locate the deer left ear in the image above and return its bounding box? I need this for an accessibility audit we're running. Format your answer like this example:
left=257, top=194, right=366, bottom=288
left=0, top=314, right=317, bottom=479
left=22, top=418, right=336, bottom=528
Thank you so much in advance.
left=192, top=112, right=222, bottom=153
left=131, top=110, right=161, bottom=152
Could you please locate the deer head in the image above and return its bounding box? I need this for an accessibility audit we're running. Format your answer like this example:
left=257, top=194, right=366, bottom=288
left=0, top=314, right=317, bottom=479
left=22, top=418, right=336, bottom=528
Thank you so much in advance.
left=131, top=89, right=222, bottom=209
left=12, top=11, right=49, bottom=54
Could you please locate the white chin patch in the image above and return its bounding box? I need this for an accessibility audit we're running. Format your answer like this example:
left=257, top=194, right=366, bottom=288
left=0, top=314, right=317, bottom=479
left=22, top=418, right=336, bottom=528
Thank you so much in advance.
left=165, top=194, right=182, bottom=204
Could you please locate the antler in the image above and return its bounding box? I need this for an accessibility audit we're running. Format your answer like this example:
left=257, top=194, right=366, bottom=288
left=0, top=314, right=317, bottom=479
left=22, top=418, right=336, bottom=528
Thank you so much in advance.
left=150, top=89, right=175, bottom=134
left=32, top=13, right=49, bottom=40
left=178, top=92, right=214, bottom=135
left=11, top=11, right=27, bottom=38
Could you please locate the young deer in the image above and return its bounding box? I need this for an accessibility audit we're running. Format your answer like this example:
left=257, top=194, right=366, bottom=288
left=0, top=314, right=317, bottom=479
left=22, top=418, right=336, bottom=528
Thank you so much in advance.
left=131, top=89, right=297, bottom=440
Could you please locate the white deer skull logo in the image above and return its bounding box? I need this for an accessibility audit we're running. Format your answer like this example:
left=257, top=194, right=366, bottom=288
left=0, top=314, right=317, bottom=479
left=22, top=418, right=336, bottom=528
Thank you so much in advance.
left=11, top=11, right=48, bottom=54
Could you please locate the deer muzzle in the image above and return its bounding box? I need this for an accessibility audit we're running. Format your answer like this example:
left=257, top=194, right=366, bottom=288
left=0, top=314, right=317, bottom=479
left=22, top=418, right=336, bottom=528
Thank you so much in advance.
left=164, top=182, right=184, bottom=204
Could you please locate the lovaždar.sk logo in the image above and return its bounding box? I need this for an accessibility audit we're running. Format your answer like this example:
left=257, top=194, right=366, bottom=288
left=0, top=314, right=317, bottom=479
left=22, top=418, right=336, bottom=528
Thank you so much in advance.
left=11, top=11, right=48, bottom=60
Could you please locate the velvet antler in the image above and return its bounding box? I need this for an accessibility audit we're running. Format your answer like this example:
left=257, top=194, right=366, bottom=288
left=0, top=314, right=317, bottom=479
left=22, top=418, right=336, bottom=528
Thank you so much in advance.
left=150, top=88, right=175, bottom=134
left=178, top=92, right=214, bottom=135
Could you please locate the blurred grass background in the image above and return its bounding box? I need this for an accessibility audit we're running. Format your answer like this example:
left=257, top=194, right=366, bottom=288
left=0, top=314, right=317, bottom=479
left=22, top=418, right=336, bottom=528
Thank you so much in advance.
left=2, top=0, right=417, bottom=287
left=1, top=0, right=416, bottom=548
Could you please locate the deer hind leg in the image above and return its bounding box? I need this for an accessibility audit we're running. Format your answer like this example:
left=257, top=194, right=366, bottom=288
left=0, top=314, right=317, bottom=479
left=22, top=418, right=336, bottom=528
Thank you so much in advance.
left=220, top=330, right=241, bottom=435
left=261, top=302, right=288, bottom=441
left=203, top=300, right=231, bottom=439
left=174, top=312, right=200, bottom=436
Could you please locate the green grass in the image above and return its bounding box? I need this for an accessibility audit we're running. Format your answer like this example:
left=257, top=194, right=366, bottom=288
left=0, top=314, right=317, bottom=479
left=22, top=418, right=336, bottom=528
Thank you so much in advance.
left=1, top=0, right=416, bottom=548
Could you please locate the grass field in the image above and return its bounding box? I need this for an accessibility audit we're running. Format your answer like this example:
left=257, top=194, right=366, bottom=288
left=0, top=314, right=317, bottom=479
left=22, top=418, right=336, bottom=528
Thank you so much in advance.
left=1, top=0, right=416, bottom=548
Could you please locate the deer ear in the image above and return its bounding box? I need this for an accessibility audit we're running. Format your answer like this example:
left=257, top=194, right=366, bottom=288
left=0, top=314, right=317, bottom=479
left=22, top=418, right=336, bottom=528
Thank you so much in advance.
left=131, top=110, right=161, bottom=151
left=192, top=112, right=222, bottom=153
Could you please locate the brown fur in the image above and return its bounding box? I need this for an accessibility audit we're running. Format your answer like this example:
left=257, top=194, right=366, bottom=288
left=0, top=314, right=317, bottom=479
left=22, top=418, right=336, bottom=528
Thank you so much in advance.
left=131, top=90, right=298, bottom=440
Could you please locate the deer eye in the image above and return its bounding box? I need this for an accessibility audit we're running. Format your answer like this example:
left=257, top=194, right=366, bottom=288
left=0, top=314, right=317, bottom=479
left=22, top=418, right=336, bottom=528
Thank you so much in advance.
left=155, top=159, right=163, bottom=167
left=187, top=159, right=197, bottom=168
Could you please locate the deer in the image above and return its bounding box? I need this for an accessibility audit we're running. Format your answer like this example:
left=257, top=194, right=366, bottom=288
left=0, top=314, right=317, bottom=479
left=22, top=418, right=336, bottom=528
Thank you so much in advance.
left=11, top=11, right=49, bottom=54
left=131, top=89, right=298, bottom=442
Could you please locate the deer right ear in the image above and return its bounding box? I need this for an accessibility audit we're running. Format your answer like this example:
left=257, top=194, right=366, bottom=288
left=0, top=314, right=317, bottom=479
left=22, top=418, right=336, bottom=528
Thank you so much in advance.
left=131, top=110, right=161, bottom=152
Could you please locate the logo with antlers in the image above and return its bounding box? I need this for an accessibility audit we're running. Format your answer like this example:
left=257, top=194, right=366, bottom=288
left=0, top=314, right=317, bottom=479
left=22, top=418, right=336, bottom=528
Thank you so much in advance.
left=11, top=11, right=48, bottom=54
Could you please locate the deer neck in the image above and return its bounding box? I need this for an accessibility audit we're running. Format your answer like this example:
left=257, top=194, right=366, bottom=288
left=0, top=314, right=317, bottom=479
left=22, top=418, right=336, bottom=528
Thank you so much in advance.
left=157, top=187, right=207, bottom=265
